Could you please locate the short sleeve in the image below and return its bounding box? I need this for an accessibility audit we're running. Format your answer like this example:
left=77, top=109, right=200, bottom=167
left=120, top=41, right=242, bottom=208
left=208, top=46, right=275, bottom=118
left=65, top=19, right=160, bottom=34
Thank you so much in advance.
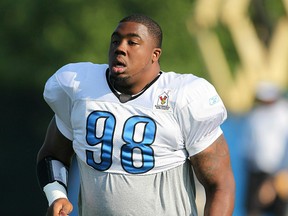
left=175, top=78, right=227, bottom=156
left=43, top=65, right=75, bottom=139
left=55, top=115, right=73, bottom=140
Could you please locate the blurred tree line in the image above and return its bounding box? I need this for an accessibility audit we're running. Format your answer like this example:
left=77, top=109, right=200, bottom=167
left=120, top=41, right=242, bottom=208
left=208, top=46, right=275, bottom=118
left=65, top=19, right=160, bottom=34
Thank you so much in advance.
left=1, top=0, right=284, bottom=88
left=0, top=0, right=285, bottom=215
left=0, top=0, right=203, bottom=90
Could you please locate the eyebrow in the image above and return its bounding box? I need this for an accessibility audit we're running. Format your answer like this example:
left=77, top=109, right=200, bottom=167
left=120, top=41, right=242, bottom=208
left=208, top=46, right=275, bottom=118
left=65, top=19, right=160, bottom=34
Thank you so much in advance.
left=111, top=32, right=142, bottom=39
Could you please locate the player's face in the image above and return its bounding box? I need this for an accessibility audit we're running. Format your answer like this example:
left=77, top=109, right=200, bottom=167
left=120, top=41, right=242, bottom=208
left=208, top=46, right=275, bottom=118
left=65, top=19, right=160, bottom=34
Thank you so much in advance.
left=108, top=21, right=160, bottom=91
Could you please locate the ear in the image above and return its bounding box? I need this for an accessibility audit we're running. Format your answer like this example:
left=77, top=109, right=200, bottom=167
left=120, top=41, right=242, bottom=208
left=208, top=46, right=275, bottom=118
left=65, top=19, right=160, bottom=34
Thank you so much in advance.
left=152, top=48, right=162, bottom=63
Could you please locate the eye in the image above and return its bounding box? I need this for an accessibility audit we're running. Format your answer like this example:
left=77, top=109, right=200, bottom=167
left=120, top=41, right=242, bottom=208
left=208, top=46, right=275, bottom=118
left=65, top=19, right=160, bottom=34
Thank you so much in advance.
left=111, top=36, right=121, bottom=45
left=128, top=40, right=138, bottom=45
left=111, top=39, right=120, bottom=45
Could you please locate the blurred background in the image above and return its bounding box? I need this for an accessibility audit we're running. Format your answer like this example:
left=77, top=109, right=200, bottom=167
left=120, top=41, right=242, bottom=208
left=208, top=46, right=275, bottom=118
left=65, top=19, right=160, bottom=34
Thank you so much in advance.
left=1, top=0, right=287, bottom=215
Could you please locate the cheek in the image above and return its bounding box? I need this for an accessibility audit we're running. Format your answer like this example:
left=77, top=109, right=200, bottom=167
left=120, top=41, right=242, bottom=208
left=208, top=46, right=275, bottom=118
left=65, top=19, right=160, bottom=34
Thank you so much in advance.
left=129, top=49, right=153, bottom=68
left=136, top=56, right=150, bottom=68
left=139, top=50, right=153, bottom=63
left=108, top=49, right=113, bottom=60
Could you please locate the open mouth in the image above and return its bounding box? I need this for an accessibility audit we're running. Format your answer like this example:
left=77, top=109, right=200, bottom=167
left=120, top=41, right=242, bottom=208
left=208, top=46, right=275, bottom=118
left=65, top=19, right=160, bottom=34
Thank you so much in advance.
left=112, top=59, right=127, bottom=73
left=115, top=58, right=126, bottom=66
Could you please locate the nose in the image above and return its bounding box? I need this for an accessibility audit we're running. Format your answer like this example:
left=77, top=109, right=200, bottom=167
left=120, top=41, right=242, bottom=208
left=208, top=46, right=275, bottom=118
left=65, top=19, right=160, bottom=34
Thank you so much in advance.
left=114, top=40, right=126, bottom=55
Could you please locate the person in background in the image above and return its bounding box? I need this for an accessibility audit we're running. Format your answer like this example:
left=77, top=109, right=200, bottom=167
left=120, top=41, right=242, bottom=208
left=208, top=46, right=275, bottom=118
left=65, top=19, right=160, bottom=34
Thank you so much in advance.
left=244, top=81, right=288, bottom=216
left=36, top=14, right=235, bottom=216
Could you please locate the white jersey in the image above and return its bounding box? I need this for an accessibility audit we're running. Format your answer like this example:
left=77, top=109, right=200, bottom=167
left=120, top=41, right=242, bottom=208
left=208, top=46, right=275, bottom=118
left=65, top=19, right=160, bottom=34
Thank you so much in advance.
left=44, top=62, right=227, bottom=215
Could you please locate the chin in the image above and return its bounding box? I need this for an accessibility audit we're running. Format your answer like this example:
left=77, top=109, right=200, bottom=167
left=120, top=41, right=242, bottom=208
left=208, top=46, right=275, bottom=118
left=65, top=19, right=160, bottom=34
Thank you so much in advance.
left=110, top=73, right=128, bottom=82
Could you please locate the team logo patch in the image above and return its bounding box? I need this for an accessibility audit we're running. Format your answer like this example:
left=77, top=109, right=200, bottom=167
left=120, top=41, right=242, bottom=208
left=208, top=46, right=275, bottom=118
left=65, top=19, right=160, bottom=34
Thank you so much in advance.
left=155, top=92, right=170, bottom=110
left=209, top=95, right=220, bottom=105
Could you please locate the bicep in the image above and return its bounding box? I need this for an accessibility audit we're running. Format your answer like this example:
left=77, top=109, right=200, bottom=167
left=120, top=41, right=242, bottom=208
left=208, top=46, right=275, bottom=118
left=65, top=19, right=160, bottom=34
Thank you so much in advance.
left=37, top=116, right=74, bottom=166
left=190, top=134, right=233, bottom=189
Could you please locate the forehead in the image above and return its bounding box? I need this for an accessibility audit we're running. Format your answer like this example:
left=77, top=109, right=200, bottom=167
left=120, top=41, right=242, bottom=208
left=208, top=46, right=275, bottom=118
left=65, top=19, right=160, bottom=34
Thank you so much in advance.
left=112, top=22, right=150, bottom=39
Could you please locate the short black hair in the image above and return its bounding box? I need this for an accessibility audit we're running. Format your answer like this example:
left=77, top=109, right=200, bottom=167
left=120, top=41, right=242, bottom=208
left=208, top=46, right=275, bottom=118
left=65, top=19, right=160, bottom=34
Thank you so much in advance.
left=120, top=14, right=163, bottom=48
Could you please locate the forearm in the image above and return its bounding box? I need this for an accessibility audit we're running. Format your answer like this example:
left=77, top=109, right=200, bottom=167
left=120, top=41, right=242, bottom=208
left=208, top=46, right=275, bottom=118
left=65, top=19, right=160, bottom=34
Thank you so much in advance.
left=190, top=135, right=235, bottom=215
left=37, top=157, right=69, bottom=204
left=204, top=183, right=235, bottom=216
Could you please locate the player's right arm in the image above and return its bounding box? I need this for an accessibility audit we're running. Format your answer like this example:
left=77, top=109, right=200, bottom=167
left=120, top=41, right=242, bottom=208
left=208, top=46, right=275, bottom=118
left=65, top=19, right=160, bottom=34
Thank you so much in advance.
left=37, top=116, right=74, bottom=216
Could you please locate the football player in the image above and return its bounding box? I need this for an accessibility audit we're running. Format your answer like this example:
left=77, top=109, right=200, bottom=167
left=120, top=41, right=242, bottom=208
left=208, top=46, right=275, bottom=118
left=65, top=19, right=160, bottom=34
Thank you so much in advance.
left=37, top=14, right=235, bottom=216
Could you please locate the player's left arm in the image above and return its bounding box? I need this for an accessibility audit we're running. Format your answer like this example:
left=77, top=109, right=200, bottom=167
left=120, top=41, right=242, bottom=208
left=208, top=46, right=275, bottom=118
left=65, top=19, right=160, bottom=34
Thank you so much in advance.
left=190, top=134, right=235, bottom=216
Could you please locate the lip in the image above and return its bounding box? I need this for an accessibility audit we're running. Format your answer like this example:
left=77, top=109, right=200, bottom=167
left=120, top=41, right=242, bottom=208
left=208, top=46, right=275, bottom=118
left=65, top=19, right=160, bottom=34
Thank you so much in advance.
left=111, top=58, right=127, bottom=73
left=112, top=65, right=126, bottom=73
left=114, top=57, right=126, bottom=66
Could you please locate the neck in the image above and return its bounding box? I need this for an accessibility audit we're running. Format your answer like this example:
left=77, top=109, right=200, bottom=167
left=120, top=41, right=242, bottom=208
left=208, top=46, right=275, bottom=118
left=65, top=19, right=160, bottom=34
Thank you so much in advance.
left=109, top=68, right=161, bottom=95
left=108, top=71, right=162, bottom=96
